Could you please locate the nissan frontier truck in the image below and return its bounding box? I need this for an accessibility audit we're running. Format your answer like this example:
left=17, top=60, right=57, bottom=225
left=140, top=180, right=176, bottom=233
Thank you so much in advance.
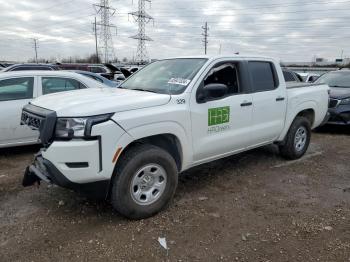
left=21, top=56, right=329, bottom=219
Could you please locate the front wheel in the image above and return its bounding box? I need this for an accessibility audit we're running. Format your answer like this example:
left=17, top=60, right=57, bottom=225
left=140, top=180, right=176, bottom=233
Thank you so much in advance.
left=279, top=116, right=311, bottom=160
left=110, top=144, right=178, bottom=220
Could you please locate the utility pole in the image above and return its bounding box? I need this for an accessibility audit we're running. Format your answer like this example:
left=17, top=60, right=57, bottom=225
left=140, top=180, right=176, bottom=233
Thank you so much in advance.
left=93, top=17, right=99, bottom=63
left=202, top=22, right=209, bottom=55
left=93, top=0, right=117, bottom=63
left=33, top=38, right=39, bottom=63
left=129, top=0, right=154, bottom=64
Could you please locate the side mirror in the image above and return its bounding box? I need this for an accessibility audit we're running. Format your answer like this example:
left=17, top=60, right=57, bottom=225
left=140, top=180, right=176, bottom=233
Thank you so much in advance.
left=197, top=83, right=228, bottom=103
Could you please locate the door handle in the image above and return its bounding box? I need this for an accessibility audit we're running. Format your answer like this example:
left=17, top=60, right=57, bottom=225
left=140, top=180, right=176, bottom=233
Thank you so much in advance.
left=276, top=97, right=285, bottom=101
left=240, top=101, right=253, bottom=107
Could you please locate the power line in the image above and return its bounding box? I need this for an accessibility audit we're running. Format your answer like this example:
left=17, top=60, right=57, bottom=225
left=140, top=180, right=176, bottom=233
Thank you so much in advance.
left=129, top=0, right=154, bottom=64
left=141, top=0, right=350, bottom=12
left=202, top=22, right=209, bottom=55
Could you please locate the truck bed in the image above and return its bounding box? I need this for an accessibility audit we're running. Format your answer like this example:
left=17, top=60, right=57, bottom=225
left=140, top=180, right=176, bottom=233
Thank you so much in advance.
left=286, top=82, right=321, bottom=89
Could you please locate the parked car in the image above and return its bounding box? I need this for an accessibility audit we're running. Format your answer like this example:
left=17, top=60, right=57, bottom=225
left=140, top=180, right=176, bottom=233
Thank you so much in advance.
left=21, top=55, right=329, bottom=219
left=0, top=62, right=14, bottom=68
left=1, top=63, right=60, bottom=72
left=58, top=63, right=112, bottom=79
left=297, top=72, right=320, bottom=83
left=58, top=63, right=130, bottom=81
left=0, top=71, right=105, bottom=148
left=71, top=70, right=119, bottom=87
left=315, top=70, right=350, bottom=125
left=282, top=69, right=303, bottom=83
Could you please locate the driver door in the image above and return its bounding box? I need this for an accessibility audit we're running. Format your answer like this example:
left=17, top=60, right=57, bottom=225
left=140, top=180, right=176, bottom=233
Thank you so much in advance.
left=190, top=61, right=253, bottom=162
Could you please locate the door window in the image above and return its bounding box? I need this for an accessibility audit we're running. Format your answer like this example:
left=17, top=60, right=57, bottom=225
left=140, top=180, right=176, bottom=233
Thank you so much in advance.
left=0, top=77, right=34, bottom=101
left=249, top=61, right=278, bottom=92
left=204, top=63, right=240, bottom=95
left=42, top=77, right=87, bottom=95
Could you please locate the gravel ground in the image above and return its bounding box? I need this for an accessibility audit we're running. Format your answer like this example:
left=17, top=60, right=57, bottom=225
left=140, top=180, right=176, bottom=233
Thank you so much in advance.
left=0, top=126, right=350, bottom=262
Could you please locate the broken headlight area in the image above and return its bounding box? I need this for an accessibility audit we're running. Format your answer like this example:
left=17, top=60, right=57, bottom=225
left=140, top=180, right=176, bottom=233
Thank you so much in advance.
left=55, top=113, right=113, bottom=139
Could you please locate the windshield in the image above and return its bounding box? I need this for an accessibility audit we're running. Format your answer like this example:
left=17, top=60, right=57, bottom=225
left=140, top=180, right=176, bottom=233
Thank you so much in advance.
left=315, top=72, right=350, bottom=88
left=119, top=58, right=207, bottom=94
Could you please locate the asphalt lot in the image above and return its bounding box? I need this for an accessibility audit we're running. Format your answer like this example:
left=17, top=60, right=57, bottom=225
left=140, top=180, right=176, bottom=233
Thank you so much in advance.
left=1, top=126, right=350, bottom=262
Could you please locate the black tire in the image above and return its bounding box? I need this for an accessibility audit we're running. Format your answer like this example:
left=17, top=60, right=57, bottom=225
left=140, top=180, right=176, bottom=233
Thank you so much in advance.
left=111, top=144, right=178, bottom=220
left=279, top=116, right=311, bottom=160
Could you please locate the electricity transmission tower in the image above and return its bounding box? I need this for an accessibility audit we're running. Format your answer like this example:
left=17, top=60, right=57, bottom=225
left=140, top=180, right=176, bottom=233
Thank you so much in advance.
left=33, top=38, right=39, bottom=63
left=92, top=17, right=99, bottom=63
left=129, top=0, right=154, bottom=64
left=93, top=0, right=117, bottom=63
left=202, top=22, right=209, bottom=55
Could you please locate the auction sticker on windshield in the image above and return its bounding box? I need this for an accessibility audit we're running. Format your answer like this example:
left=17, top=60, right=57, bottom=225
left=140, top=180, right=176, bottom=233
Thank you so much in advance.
left=168, top=78, right=191, bottom=86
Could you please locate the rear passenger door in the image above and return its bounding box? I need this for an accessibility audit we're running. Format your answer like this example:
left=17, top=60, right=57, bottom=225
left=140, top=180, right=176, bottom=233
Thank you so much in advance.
left=0, top=77, right=39, bottom=145
left=248, top=61, right=287, bottom=147
left=39, top=77, right=87, bottom=95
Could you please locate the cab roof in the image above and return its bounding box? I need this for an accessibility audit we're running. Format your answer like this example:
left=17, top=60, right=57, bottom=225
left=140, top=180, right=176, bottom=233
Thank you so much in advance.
left=165, top=54, right=279, bottom=62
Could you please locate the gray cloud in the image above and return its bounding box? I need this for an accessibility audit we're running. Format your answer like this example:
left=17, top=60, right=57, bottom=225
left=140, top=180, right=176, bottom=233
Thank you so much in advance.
left=0, top=0, right=350, bottom=62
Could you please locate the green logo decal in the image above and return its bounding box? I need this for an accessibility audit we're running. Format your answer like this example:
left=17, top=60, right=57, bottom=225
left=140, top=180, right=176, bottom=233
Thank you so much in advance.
left=208, top=106, right=230, bottom=126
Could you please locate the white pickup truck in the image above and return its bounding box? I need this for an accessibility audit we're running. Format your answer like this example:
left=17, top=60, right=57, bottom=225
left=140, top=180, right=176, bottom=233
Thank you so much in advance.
left=21, top=55, right=329, bottom=219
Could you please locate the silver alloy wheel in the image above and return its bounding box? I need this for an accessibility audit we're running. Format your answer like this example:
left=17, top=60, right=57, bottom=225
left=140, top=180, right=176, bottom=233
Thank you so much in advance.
left=130, top=164, right=167, bottom=205
left=294, top=126, right=307, bottom=152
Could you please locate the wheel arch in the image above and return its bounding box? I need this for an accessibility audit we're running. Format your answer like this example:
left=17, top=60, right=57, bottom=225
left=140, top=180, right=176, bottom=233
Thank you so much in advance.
left=107, top=132, right=184, bottom=199
left=278, top=101, right=317, bottom=141
left=120, top=134, right=183, bottom=172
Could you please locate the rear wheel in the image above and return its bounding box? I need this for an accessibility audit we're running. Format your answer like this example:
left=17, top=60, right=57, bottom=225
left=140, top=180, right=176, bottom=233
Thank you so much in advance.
left=279, top=116, right=311, bottom=160
left=110, top=144, right=178, bottom=220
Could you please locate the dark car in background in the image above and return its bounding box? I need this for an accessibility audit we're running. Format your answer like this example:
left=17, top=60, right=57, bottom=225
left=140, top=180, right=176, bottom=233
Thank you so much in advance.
left=1, top=63, right=60, bottom=72
left=57, top=63, right=129, bottom=81
left=315, top=70, right=350, bottom=125
left=72, top=70, right=119, bottom=87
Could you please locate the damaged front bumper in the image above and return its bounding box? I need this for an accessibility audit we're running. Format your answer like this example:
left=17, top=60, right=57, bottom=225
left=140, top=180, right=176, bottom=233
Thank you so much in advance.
left=23, top=153, right=110, bottom=199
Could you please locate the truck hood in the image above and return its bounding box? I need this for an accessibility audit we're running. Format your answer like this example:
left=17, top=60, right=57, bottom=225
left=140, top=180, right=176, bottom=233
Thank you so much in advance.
left=329, top=87, right=350, bottom=100
left=30, top=88, right=171, bottom=117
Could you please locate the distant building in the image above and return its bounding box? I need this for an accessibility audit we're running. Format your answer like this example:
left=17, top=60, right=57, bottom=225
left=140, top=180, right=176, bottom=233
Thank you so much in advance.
left=335, top=58, right=350, bottom=65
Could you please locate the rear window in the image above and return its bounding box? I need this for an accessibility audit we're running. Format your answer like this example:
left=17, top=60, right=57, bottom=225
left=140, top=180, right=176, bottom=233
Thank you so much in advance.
left=89, top=67, right=107, bottom=73
left=283, top=71, right=295, bottom=82
left=0, top=77, right=34, bottom=101
left=249, top=61, right=278, bottom=92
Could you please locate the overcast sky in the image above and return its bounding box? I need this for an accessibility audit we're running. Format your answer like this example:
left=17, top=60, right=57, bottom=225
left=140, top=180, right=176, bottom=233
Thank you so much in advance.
left=0, top=0, right=350, bottom=62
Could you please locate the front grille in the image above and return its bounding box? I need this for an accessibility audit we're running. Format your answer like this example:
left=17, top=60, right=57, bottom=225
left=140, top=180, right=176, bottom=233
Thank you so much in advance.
left=329, top=98, right=340, bottom=108
left=21, top=104, right=57, bottom=145
left=21, top=111, right=43, bottom=130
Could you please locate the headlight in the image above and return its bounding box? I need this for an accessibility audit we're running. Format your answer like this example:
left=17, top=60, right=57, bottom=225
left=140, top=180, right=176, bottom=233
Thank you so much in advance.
left=55, top=113, right=113, bottom=138
left=340, top=97, right=350, bottom=105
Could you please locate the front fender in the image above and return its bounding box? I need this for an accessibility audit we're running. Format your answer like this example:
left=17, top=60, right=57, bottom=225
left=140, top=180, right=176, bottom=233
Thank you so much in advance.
left=126, top=121, right=192, bottom=171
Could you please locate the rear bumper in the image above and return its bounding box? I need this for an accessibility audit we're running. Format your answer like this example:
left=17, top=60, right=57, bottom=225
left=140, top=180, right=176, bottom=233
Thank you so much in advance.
left=23, top=154, right=110, bottom=199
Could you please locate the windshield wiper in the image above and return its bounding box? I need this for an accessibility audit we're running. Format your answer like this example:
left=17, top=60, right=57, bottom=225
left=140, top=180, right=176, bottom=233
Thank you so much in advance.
left=329, top=85, right=350, bottom=88
left=130, top=88, right=158, bottom=93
